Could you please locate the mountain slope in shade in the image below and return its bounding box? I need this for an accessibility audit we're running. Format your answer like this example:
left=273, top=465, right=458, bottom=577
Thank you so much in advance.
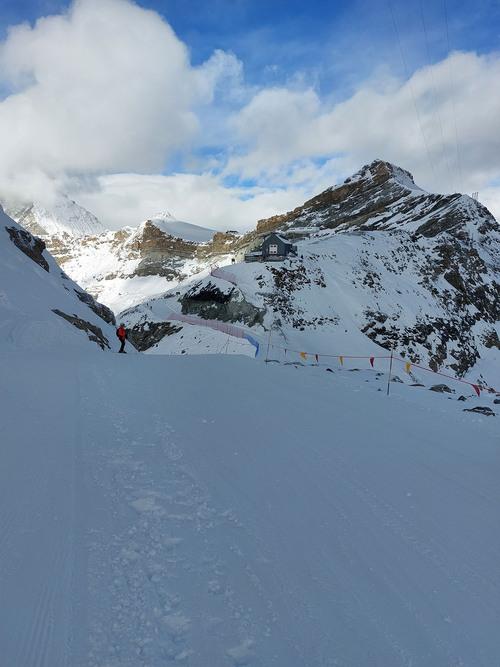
left=0, top=205, right=120, bottom=353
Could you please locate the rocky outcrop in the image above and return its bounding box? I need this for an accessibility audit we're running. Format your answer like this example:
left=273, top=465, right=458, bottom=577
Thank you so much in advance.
left=7, top=226, right=50, bottom=272
left=180, top=280, right=266, bottom=328
left=128, top=321, right=182, bottom=352
left=52, top=309, right=111, bottom=349
left=133, top=221, right=198, bottom=279
left=74, top=288, right=116, bottom=325
left=257, top=160, right=418, bottom=232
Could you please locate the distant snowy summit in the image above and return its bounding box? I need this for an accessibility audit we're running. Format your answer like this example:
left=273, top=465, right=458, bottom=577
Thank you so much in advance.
left=5, top=195, right=107, bottom=238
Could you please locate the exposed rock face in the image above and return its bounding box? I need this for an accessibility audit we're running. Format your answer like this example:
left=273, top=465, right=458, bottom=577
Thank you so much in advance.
left=255, top=160, right=497, bottom=238
left=179, top=280, right=266, bottom=328
left=74, top=289, right=116, bottom=326
left=127, top=321, right=182, bottom=352
left=133, top=221, right=199, bottom=278
left=52, top=309, right=111, bottom=349
left=6, top=226, right=50, bottom=272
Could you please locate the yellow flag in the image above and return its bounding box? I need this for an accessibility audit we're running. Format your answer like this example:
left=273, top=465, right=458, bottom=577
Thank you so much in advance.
left=339, top=356, right=343, bottom=366
left=300, top=353, right=307, bottom=360
left=406, top=363, right=412, bottom=374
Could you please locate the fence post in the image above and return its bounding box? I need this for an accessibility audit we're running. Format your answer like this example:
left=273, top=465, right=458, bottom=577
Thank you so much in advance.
left=265, top=330, right=272, bottom=363
left=387, top=337, right=395, bottom=396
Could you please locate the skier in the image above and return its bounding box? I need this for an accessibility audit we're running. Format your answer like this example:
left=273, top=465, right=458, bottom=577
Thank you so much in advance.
left=116, top=323, right=127, bottom=353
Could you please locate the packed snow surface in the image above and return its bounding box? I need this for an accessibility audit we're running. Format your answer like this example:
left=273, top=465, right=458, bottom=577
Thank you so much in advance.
left=1, top=348, right=498, bottom=666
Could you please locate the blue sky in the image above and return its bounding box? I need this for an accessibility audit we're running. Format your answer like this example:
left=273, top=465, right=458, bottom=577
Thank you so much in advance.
left=0, top=0, right=499, bottom=229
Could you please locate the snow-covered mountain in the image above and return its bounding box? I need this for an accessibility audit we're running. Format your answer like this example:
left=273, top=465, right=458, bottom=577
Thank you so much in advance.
left=0, top=204, right=119, bottom=353
left=4, top=160, right=500, bottom=390
left=4, top=200, right=222, bottom=312
left=117, top=161, right=500, bottom=391
left=5, top=195, right=107, bottom=238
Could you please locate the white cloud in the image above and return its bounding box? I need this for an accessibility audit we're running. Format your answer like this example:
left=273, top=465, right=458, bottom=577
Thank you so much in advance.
left=70, top=49, right=500, bottom=230
left=227, top=87, right=322, bottom=177
left=0, top=0, right=214, bottom=203
left=71, top=172, right=309, bottom=232
left=226, top=51, right=500, bottom=208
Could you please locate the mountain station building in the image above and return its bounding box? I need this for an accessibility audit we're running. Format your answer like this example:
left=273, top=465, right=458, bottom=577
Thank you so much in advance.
left=245, top=232, right=298, bottom=262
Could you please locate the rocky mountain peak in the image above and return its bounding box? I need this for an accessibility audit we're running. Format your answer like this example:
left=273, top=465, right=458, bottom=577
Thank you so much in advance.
left=340, top=159, right=420, bottom=192
left=255, top=159, right=420, bottom=234
left=256, top=158, right=497, bottom=239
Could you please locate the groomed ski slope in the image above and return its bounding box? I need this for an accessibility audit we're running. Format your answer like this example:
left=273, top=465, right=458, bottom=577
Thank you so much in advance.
left=1, top=350, right=498, bottom=666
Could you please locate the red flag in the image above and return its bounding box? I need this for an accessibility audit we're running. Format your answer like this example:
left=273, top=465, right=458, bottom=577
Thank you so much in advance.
left=315, top=354, right=319, bottom=363
left=472, top=384, right=481, bottom=397
left=370, top=358, right=374, bottom=367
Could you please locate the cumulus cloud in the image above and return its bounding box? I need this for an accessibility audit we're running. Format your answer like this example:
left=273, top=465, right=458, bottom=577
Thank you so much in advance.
left=72, top=172, right=308, bottom=232
left=0, top=0, right=215, bottom=203
left=71, top=48, right=500, bottom=229
left=226, top=51, right=500, bottom=208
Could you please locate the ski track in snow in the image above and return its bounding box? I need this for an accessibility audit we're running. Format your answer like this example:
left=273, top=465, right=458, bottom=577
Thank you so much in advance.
left=78, top=360, right=270, bottom=666
left=0, top=354, right=499, bottom=666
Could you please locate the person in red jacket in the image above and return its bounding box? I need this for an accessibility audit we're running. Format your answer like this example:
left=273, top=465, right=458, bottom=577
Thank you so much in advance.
left=116, top=323, right=127, bottom=353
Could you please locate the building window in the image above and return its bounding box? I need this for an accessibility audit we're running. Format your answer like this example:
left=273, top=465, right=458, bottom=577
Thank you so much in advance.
left=269, top=244, right=278, bottom=254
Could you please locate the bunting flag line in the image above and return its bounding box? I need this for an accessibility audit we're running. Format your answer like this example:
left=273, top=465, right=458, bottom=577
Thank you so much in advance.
left=262, top=341, right=498, bottom=396
left=167, top=312, right=499, bottom=397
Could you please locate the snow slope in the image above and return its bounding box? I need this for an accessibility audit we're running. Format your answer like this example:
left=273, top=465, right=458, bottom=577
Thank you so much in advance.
left=0, top=206, right=119, bottom=353
left=1, top=348, right=498, bottom=666
left=148, top=213, right=216, bottom=243
left=122, top=225, right=500, bottom=391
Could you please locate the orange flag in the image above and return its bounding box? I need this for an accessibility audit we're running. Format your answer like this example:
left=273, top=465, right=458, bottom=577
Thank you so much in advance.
left=406, top=363, right=412, bottom=374
left=300, top=353, right=307, bottom=361
left=339, top=356, right=343, bottom=366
